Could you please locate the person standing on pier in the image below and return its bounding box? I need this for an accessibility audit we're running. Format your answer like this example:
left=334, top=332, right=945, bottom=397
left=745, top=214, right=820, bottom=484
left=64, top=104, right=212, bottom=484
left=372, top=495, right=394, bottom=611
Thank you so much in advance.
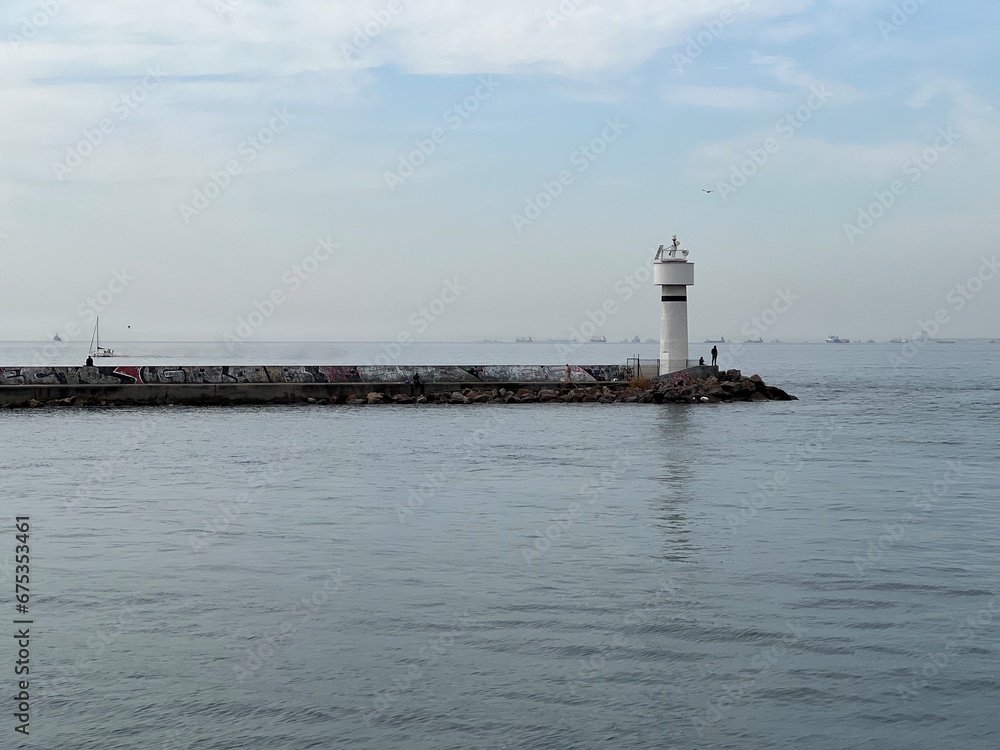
left=710, top=346, right=718, bottom=367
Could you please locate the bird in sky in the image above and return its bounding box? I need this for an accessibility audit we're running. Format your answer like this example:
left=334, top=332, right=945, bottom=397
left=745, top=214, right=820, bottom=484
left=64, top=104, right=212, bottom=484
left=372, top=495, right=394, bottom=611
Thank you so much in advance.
left=702, top=189, right=713, bottom=193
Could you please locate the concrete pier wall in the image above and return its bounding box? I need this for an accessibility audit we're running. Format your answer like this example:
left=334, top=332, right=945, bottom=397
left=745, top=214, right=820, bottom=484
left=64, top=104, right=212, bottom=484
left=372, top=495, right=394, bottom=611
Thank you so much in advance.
left=0, top=363, right=638, bottom=407
left=0, top=364, right=632, bottom=387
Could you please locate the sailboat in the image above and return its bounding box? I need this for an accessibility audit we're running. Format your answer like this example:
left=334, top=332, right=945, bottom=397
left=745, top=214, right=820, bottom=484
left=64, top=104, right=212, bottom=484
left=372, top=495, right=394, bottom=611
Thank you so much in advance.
left=89, top=317, right=116, bottom=357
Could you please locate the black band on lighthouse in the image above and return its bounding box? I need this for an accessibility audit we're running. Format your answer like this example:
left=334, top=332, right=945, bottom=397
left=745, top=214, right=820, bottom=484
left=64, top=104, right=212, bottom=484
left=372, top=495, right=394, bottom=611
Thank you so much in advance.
left=661, top=295, right=687, bottom=302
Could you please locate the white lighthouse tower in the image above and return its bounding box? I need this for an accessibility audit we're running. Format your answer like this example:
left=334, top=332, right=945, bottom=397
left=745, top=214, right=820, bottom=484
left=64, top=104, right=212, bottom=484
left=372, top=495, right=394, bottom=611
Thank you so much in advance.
left=653, top=235, right=695, bottom=375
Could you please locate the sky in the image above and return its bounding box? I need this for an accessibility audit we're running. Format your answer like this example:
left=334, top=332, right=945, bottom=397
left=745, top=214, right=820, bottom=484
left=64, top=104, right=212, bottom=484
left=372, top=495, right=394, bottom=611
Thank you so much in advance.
left=1, top=0, right=999, bottom=345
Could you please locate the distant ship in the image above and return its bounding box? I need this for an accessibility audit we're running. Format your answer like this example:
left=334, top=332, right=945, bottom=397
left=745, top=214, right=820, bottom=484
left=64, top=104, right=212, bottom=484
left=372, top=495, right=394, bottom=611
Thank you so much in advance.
left=890, top=337, right=908, bottom=344
left=51, top=333, right=62, bottom=342
left=589, top=335, right=607, bottom=343
left=934, top=339, right=956, bottom=344
left=704, top=336, right=726, bottom=343
left=515, top=336, right=533, bottom=343
left=825, top=335, right=850, bottom=344
left=744, top=338, right=763, bottom=344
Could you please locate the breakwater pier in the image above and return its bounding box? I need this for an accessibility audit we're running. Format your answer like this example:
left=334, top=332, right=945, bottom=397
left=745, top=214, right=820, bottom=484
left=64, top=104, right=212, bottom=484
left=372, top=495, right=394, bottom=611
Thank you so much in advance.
left=0, top=364, right=795, bottom=407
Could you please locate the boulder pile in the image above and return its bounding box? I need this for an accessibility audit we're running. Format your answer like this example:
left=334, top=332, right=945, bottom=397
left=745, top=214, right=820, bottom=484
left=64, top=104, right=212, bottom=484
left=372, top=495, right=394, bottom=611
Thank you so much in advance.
left=3, top=370, right=795, bottom=407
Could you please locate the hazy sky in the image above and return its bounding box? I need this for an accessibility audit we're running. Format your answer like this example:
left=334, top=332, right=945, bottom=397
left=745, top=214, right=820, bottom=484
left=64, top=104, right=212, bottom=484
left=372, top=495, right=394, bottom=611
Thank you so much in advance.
left=1, top=0, right=998, bottom=344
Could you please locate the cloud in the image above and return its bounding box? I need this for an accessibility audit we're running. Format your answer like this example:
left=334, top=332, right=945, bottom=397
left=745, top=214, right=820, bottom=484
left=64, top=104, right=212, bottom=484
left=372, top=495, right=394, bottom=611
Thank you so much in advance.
left=2, top=1, right=815, bottom=82
left=665, top=84, right=785, bottom=109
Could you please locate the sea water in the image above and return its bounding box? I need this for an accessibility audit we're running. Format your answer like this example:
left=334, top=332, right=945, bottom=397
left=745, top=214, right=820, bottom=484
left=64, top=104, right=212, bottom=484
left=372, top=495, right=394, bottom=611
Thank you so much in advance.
left=1, top=341, right=998, bottom=748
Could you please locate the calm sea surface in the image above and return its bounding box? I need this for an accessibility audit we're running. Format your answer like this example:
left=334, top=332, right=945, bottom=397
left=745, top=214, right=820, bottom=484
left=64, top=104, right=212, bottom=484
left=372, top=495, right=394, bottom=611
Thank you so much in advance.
left=1, top=341, right=998, bottom=749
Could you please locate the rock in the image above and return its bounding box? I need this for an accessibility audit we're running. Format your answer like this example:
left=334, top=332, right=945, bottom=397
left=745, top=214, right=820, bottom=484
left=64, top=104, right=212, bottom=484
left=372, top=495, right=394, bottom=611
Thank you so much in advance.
left=416, top=395, right=428, bottom=404
left=450, top=391, right=469, bottom=404
left=765, top=385, right=797, bottom=401
left=472, top=394, right=491, bottom=403
left=366, top=392, right=385, bottom=404
left=306, top=397, right=317, bottom=404
left=750, top=391, right=768, bottom=401
left=515, top=388, right=534, bottom=399
left=700, top=396, right=710, bottom=402
left=393, top=394, right=415, bottom=404
left=346, top=396, right=365, bottom=405
left=537, top=389, right=559, bottom=402
left=28, top=399, right=44, bottom=408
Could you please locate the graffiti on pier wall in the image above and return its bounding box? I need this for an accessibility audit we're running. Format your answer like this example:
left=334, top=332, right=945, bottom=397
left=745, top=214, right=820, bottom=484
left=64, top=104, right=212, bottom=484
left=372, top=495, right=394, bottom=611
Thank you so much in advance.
left=357, top=366, right=471, bottom=383
left=579, top=365, right=631, bottom=382
left=468, top=365, right=578, bottom=382
left=0, top=364, right=633, bottom=386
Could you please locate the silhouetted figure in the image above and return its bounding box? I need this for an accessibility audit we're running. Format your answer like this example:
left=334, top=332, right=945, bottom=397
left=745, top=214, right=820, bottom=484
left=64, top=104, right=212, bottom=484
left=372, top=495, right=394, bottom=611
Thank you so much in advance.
left=699, top=357, right=705, bottom=366
left=86, top=356, right=94, bottom=367
left=410, top=371, right=424, bottom=396
left=711, top=346, right=718, bottom=367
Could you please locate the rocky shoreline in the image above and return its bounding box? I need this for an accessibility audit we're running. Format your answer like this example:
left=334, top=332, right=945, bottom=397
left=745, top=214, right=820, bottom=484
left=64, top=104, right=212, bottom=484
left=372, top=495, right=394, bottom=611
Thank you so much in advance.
left=6, top=370, right=795, bottom=408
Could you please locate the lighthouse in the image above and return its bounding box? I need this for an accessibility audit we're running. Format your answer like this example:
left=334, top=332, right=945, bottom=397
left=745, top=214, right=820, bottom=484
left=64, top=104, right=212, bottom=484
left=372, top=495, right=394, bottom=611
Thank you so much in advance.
left=653, top=235, right=695, bottom=375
